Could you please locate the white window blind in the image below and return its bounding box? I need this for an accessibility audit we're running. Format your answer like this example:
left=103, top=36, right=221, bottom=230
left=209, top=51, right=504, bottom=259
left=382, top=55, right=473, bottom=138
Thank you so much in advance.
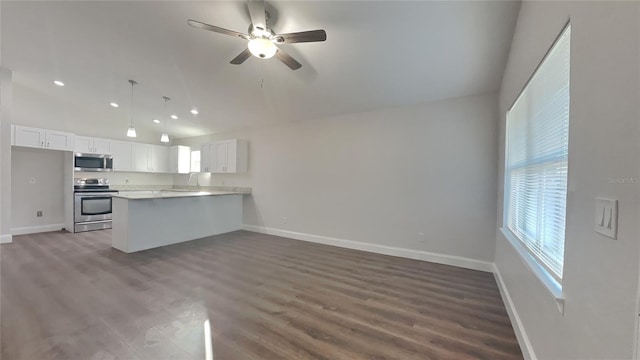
left=505, top=25, right=570, bottom=282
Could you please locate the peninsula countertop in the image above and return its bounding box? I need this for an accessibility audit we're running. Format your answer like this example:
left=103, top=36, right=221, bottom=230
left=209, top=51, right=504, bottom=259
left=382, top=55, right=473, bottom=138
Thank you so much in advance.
left=113, top=190, right=245, bottom=200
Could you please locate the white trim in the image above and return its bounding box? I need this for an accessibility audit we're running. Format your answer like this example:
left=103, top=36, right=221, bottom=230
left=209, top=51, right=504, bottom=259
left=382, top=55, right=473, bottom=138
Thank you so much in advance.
left=242, top=224, right=494, bottom=273
left=500, top=227, right=565, bottom=313
left=0, top=234, right=12, bottom=244
left=11, top=223, right=65, bottom=236
left=493, top=263, right=537, bottom=360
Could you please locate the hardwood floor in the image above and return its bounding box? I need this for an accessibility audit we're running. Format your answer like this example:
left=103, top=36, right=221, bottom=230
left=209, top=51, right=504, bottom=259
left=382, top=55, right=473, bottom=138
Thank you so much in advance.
left=1, top=230, right=522, bottom=360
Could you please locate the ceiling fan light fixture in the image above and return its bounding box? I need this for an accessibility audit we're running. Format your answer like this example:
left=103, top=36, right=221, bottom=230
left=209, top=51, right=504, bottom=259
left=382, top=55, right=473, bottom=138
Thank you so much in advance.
left=248, top=38, right=276, bottom=59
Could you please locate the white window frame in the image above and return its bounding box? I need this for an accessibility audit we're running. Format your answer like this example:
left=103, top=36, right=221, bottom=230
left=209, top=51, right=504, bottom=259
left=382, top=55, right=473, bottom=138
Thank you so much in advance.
left=501, top=23, right=571, bottom=307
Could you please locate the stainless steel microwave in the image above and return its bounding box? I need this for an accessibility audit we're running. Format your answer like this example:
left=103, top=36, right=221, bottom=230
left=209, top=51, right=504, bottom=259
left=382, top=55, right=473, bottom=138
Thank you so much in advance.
left=74, top=153, right=113, bottom=172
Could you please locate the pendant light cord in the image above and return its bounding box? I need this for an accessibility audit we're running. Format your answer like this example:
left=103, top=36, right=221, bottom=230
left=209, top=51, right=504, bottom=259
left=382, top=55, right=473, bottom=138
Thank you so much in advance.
left=163, top=96, right=170, bottom=132
left=128, top=79, right=137, bottom=127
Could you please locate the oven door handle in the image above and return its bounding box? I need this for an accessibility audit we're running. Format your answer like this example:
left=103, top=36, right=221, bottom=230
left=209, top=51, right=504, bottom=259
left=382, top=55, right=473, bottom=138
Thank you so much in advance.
left=75, top=193, right=118, bottom=197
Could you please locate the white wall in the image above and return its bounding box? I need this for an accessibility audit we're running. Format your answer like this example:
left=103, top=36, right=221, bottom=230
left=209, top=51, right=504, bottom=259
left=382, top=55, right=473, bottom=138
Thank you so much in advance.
left=175, top=93, right=499, bottom=263
left=495, top=1, right=640, bottom=358
left=0, top=68, right=13, bottom=242
left=11, top=147, right=66, bottom=230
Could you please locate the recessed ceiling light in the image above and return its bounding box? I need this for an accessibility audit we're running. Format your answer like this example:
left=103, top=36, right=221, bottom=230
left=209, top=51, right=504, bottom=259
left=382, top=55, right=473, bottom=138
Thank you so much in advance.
left=53, top=80, right=65, bottom=87
left=153, top=119, right=160, bottom=124
left=171, top=114, right=178, bottom=120
left=110, top=102, right=119, bottom=108
left=190, top=109, right=199, bottom=115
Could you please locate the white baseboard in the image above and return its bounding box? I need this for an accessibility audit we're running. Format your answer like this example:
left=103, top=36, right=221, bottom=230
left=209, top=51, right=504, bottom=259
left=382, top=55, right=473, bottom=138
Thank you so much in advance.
left=493, top=263, right=536, bottom=360
left=242, top=224, right=494, bottom=273
left=0, top=234, right=12, bottom=244
left=11, top=223, right=65, bottom=236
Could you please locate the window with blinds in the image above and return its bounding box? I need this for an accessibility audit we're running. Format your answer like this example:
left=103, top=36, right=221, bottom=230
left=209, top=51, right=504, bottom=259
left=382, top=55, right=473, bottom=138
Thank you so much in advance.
left=505, top=25, right=570, bottom=283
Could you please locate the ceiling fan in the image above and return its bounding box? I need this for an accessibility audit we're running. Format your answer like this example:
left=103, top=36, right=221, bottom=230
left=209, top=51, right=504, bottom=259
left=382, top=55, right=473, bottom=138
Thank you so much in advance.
left=188, top=0, right=326, bottom=70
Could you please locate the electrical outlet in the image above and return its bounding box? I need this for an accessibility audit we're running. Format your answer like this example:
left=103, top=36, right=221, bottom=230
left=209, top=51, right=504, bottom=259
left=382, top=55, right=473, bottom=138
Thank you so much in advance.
left=36, top=211, right=43, bottom=217
left=282, top=217, right=288, bottom=225
left=418, top=232, right=426, bottom=242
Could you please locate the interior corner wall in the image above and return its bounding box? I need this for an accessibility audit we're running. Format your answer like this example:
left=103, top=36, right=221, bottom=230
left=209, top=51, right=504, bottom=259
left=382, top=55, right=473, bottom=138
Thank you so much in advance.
left=175, top=93, right=499, bottom=264
left=495, top=1, right=640, bottom=358
left=0, top=68, right=13, bottom=242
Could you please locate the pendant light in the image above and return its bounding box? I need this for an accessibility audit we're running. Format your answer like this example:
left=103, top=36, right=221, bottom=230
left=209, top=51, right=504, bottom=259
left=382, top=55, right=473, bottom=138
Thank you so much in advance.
left=160, top=96, right=170, bottom=143
left=127, top=80, right=138, bottom=138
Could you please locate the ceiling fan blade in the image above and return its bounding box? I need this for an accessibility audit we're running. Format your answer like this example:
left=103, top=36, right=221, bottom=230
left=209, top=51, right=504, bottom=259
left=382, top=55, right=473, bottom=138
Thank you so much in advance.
left=274, top=30, right=327, bottom=44
left=230, top=48, right=252, bottom=65
left=247, top=0, right=267, bottom=31
left=275, top=48, right=302, bottom=70
left=188, top=20, right=249, bottom=40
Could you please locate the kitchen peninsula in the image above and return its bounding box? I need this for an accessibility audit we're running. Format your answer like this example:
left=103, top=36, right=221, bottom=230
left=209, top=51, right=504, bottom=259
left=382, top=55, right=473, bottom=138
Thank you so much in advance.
left=111, top=189, right=247, bottom=253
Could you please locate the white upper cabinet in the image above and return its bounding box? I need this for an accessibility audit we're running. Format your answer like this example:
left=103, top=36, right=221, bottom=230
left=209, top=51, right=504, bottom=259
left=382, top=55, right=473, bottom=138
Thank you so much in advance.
left=200, top=143, right=211, bottom=173
left=74, top=136, right=93, bottom=153
left=13, top=125, right=73, bottom=151
left=201, top=139, right=248, bottom=173
left=149, top=145, right=169, bottom=173
left=111, top=140, right=134, bottom=172
left=132, top=143, right=169, bottom=173
left=14, top=125, right=45, bottom=148
left=169, top=145, right=191, bottom=174
left=11, top=124, right=176, bottom=173
left=74, top=136, right=112, bottom=154
left=45, top=130, right=74, bottom=151
left=132, top=143, right=150, bottom=172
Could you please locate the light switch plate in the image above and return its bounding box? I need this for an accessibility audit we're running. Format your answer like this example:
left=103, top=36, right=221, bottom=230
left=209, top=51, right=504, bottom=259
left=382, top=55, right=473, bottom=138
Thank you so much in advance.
left=595, top=198, right=618, bottom=239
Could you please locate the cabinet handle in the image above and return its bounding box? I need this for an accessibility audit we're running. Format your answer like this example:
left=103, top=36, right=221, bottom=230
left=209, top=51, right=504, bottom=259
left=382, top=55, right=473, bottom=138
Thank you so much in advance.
left=40, top=141, right=44, bottom=147
left=46, top=142, right=50, bottom=148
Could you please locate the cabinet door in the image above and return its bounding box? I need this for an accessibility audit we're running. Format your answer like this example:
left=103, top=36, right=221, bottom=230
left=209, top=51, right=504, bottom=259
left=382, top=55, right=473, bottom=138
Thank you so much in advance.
left=149, top=145, right=169, bottom=173
left=74, top=136, right=93, bottom=153
left=93, top=138, right=112, bottom=155
left=111, top=140, right=133, bottom=172
left=169, top=146, right=191, bottom=174
left=213, top=141, right=228, bottom=173
left=200, top=143, right=211, bottom=173
left=45, top=130, right=74, bottom=151
left=14, top=125, right=45, bottom=148
left=225, top=140, right=237, bottom=173
left=132, top=143, right=150, bottom=172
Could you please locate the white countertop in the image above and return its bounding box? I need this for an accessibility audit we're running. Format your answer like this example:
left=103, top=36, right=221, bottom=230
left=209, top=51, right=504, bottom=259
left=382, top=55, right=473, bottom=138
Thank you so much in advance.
left=113, top=190, right=244, bottom=200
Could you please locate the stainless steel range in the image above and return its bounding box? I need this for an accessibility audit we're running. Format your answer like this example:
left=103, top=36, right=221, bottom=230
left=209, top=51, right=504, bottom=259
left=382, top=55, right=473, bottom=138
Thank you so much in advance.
left=74, top=178, right=118, bottom=232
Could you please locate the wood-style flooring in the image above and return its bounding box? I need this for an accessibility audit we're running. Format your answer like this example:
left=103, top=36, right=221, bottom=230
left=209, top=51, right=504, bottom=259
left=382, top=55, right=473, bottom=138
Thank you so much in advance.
left=1, top=230, right=522, bottom=360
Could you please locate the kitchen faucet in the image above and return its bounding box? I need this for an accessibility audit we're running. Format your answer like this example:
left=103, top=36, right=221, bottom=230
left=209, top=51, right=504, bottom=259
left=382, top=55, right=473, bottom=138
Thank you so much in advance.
left=188, top=173, right=200, bottom=187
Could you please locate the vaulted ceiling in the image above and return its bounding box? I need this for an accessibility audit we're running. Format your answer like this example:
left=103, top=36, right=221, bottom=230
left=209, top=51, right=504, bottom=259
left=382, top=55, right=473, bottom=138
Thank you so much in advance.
left=1, top=1, right=520, bottom=142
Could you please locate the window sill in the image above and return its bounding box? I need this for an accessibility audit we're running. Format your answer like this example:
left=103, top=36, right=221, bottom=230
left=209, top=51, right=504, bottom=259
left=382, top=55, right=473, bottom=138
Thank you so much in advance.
left=499, top=227, right=566, bottom=314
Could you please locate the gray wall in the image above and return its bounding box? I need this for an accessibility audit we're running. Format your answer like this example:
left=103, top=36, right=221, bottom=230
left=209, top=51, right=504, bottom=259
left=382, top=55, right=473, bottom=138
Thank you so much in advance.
left=176, top=93, right=499, bottom=263
left=11, top=147, right=65, bottom=229
left=495, top=1, right=640, bottom=358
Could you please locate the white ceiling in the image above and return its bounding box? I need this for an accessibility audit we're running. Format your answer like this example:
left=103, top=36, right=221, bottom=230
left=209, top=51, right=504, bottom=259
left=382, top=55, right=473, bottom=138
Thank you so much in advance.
left=1, top=1, right=520, bottom=141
